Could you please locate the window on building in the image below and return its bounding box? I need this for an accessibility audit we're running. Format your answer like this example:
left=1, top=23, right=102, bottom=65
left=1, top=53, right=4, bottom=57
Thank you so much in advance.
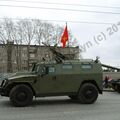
left=30, top=53, right=35, bottom=58
left=22, top=53, right=27, bottom=57
left=23, top=60, right=27, bottom=64
left=23, top=67, right=27, bottom=70
left=23, top=47, right=27, bottom=50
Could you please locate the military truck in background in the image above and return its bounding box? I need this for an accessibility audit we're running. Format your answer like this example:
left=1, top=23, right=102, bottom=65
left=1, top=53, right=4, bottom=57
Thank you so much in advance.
left=110, top=79, right=120, bottom=93
left=102, top=64, right=120, bottom=93
left=0, top=43, right=103, bottom=107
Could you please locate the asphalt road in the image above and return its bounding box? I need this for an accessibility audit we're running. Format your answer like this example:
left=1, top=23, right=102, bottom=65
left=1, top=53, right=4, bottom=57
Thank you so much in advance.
left=0, top=92, right=120, bottom=120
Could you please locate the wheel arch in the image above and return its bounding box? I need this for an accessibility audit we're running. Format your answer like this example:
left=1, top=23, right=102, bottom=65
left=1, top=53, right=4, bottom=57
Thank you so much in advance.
left=80, top=80, right=102, bottom=94
left=6, top=82, right=36, bottom=96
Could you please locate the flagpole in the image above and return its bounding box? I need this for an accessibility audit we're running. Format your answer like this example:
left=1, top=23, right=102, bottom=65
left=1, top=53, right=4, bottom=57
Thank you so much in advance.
left=66, top=22, right=69, bottom=48
left=66, top=22, right=71, bottom=59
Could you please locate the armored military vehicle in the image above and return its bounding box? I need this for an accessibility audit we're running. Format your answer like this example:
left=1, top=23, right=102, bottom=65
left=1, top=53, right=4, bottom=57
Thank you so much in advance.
left=0, top=44, right=103, bottom=107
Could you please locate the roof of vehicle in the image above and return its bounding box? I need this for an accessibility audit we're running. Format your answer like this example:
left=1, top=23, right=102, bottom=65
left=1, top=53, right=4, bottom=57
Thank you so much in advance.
left=36, top=59, right=95, bottom=65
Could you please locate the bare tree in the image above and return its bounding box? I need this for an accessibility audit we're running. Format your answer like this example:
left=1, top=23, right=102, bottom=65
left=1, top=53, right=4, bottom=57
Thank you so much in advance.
left=14, top=22, right=24, bottom=71
left=51, top=24, right=64, bottom=45
left=18, top=19, right=36, bottom=70
left=0, top=18, right=15, bottom=72
left=67, top=31, right=78, bottom=47
left=33, top=19, right=44, bottom=45
left=0, top=18, right=79, bottom=72
left=0, top=18, right=14, bottom=43
left=41, top=22, right=54, bottom=45
left=0, top=18, right=26, bottom=72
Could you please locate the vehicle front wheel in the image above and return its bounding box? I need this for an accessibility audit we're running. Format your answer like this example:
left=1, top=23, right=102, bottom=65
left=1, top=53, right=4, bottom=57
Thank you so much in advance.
left=9, top=84, right=33, bottom=107
left=78, top=83, right=98, bottom=104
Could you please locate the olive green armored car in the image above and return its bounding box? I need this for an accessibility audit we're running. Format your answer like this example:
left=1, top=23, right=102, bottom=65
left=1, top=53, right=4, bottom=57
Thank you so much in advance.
left=0, top=44, right=103, bottom=107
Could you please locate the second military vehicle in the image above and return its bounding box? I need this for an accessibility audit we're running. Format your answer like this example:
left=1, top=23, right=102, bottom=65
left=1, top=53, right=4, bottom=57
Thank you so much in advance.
left=0, top=44, right=103, bottom=107
left=102, top=64, right=120, bottom=93
left=107, top=79, right=120, bottom=93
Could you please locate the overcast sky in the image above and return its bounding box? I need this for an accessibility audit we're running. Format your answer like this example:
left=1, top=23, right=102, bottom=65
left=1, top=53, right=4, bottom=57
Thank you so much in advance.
left=0, top=0, right=120, bottom=66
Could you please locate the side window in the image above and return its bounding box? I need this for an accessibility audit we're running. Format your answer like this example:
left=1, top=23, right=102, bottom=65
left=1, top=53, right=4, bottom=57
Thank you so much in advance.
left=62, top=64, right=73, bottom=69
left=81, top=64, right=92, bottom=69
left=48, top=66, right=55, bottom=73
left=35, top=65, right=41, bottom=73
left=41, top=67, right=46, bottom=73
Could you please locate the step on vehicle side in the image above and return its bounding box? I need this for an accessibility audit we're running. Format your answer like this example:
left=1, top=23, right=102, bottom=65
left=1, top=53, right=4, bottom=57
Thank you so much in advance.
left=0, top=44, right=103, bottom=107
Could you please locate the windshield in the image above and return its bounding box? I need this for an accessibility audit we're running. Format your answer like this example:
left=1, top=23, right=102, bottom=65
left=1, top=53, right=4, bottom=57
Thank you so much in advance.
left=32, top=64, right=40, bottom=73
left=32, top=64, right=46, bottom=73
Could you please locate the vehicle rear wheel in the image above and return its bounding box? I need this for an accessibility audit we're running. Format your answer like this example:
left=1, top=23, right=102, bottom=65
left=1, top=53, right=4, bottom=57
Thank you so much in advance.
left=9, top=84, right=33, bottom=107
left=78, top=83, right=98, bottom=104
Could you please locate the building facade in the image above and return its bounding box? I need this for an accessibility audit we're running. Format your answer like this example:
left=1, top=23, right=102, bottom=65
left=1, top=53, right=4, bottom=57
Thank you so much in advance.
left=0, top=41, right=80, bottom=73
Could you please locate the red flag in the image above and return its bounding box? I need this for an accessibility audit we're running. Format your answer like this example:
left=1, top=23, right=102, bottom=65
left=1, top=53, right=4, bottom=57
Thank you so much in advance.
left=61, top=24, right=69, bottom=48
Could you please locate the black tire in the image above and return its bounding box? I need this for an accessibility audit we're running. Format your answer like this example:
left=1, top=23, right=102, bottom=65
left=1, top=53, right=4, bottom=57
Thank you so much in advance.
left=69, top=95, right=78, bottom=100
left=9, top=84, right=33, bottom=107
left=116, top=85, right=120, bottom=93
left=78, top=83, right=98, bottom=104
left=112, top=85, right=118, bottom=91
